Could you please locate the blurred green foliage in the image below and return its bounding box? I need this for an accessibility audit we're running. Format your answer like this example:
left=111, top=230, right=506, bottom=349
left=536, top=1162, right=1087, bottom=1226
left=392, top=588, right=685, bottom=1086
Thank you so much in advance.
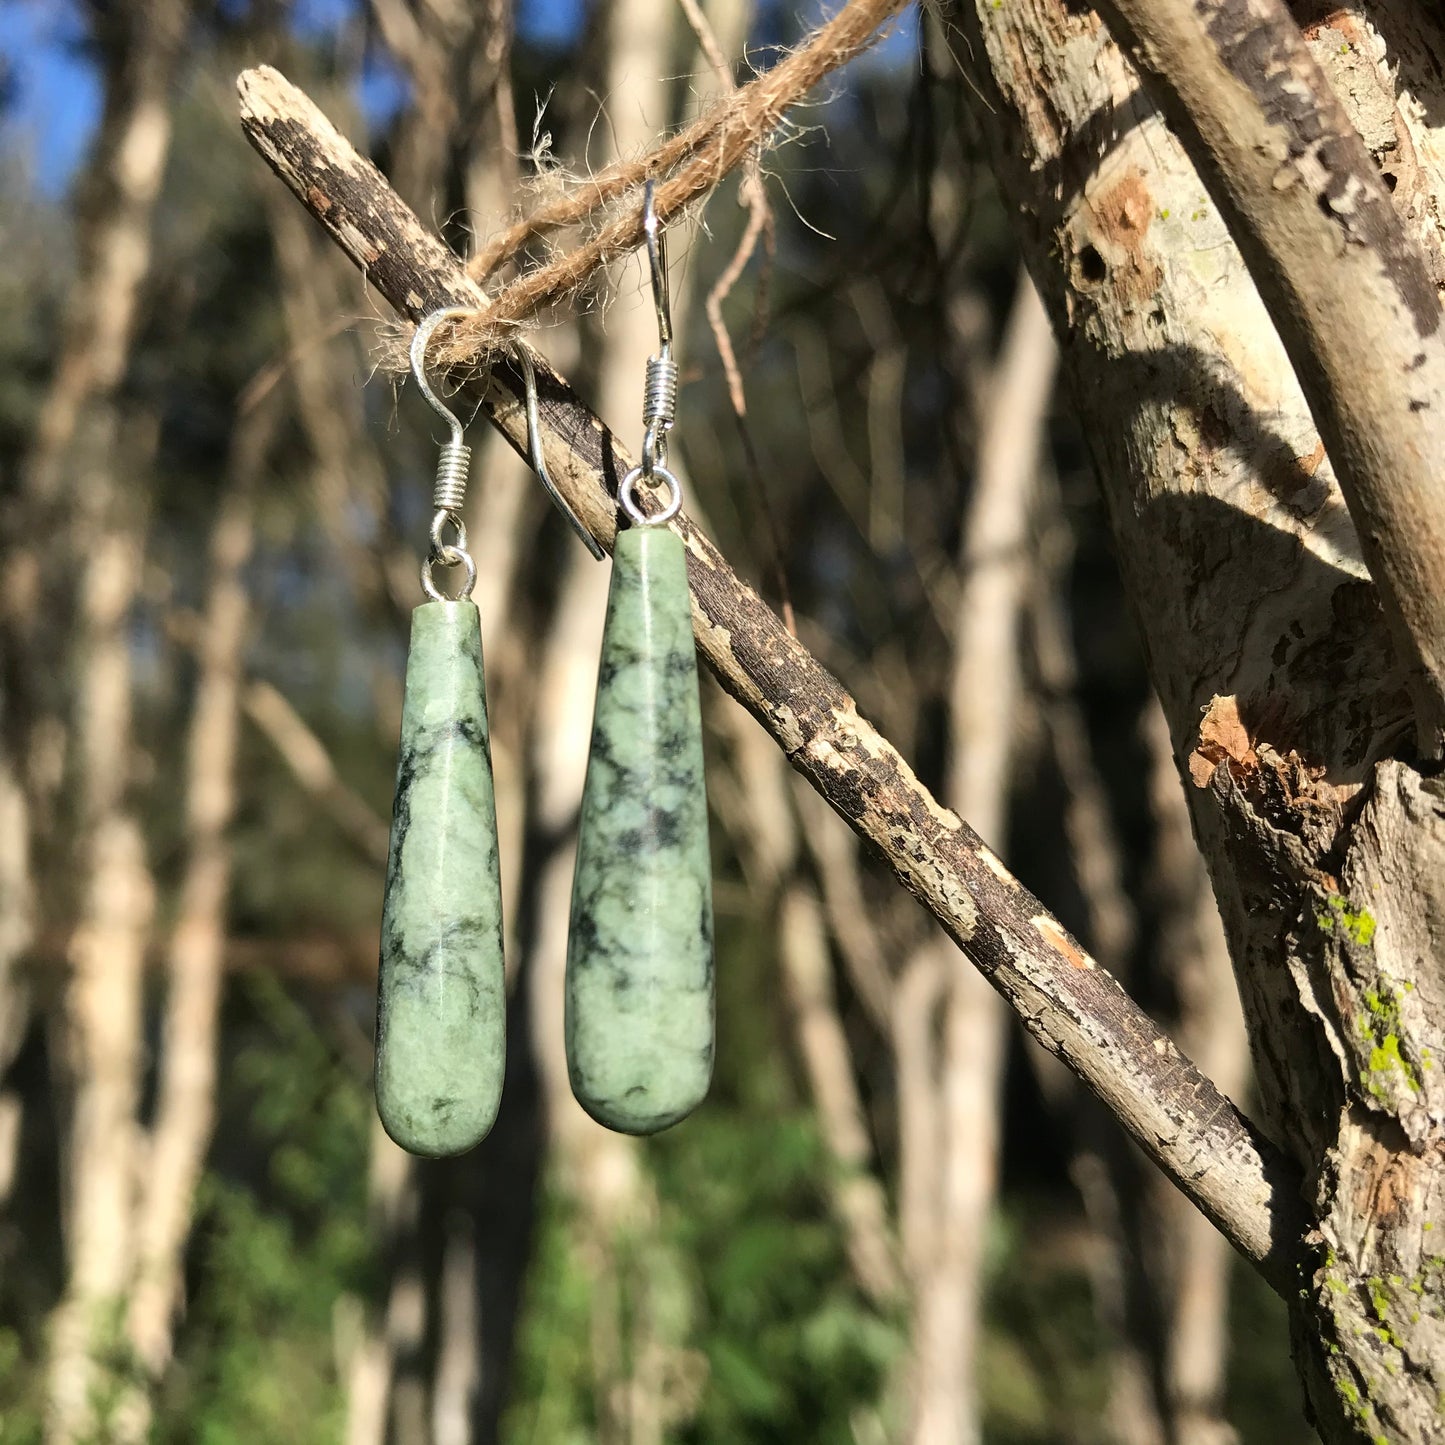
left=152, top=976, right=372, bottom=1443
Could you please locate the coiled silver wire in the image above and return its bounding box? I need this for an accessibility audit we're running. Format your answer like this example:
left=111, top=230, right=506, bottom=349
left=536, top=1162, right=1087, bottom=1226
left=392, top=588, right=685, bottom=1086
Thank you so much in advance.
left=432, top=440, right=471, bottom=514
left=641, top=355, right=677, bottom=477
left=642, top=356, right=677, bottom=431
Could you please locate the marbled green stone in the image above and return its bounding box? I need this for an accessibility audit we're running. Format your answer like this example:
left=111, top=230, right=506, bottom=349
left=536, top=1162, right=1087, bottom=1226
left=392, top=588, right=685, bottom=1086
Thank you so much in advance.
left=375, top=600, right=505, bottom=1156
left=566, top=526, right=714, bottom=1135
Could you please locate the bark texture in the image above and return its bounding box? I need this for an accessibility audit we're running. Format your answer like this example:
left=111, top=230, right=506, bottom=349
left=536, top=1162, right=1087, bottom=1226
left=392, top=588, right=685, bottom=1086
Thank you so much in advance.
left=1092, top=0, right=1445, bottom=754
left=948, top=0, right=1445, bottom=1436
left=237, top=64, right=1303, bottom=1289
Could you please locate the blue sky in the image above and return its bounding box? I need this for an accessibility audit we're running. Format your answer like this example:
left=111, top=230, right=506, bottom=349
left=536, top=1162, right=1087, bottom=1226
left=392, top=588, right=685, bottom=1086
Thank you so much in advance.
left=0, top=1, right=99, bottom=190
left=0, top=0, right=911, bottom=198
left=0, top=0, right=612, bottom=195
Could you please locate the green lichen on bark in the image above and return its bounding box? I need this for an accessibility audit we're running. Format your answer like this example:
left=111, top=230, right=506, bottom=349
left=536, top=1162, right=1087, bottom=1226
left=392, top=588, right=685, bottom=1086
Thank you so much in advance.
left=1355, top=981, right=1421, bottom=1101
left=1318, top=891, right=1378, bottom=947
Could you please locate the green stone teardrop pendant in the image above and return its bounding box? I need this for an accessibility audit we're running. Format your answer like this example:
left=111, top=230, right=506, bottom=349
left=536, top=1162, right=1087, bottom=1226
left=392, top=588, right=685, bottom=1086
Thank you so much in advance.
left=566, top=526, right=715, bottom=1135
left=375, top=600, right=505, bottom=1156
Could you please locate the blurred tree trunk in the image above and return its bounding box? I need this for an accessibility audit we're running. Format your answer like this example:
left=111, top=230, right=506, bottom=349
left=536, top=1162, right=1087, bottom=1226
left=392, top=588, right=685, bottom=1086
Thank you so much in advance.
left=1140, top=699, right=1250, bottom=1445
left=523, top=0, right=682, bottom=1414
left=345, top=1119, right=420, bottom=1445
left=48, top=405, right=161, bottom=1445
left=0, top=759, right=30, bottom=1206
left=519, top=0, right=756, bottom=1436
left=0, top=0, right=187, bottom=1231
left=777, top=884, right=897, bottom=1294
left=16, top=2, right=185, bottom=511
left=712, top=701, right=902, bottom=1310
left=461, top=0, right=521, bottom=243
left=1025, top=479, right=1162, bottom=1445
left=123, top=395, right=277, bottom=1394
left=1028, top=537, right=1247, bottom=1445
left=368, top=0, right=465, bottom=222
left=264, top=188, right=413, bottom=637
left=948, top=0, right=1445, bottom=1437
left=904, top=269, right=1056, bottom=1445
left=40, top=6, right=188, bottom=1441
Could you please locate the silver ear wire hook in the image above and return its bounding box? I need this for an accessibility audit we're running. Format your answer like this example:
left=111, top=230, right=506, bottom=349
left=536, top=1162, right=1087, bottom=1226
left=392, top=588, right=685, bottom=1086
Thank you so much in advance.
left=410, top=305, right=603, bottom=563
left=644, top=179, right=672, bottom=353
left=512, top=344, right=605, bottom=560
left=411, top=307, right=477, bottom=601
left=618, top=183, right=685, bottom=528
left=410, top=307, right=472, bottom=449
left=639, top=181, right=678, bottom=486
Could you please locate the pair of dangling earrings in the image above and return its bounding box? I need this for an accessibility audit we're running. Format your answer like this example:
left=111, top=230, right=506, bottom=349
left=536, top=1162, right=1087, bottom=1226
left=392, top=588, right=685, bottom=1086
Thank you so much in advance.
left=373, top=190, right=715, bottom=1158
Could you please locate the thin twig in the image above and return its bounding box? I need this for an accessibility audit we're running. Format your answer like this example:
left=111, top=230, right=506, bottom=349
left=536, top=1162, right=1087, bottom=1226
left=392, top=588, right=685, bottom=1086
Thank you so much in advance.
left=675, top=0, right=775, bottom=417
left=243, top=680, right=392, bottom=868
left=705, top=172, right=772, bottom=416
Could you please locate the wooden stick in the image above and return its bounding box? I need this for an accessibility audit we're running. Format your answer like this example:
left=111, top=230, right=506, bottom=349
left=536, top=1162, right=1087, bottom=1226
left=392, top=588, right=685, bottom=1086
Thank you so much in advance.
left=237, top=64, right=1304, bottom=1290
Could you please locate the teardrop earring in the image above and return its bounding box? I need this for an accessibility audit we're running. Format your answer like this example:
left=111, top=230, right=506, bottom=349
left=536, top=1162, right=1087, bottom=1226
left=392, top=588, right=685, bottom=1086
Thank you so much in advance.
left=565, top=187, right=716, bottom=1134
left=374, top=308, right=507, bottom=1157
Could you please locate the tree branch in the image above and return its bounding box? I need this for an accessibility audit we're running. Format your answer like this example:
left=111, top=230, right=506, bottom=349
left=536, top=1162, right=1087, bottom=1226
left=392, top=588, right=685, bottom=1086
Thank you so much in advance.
left=237, top=63, right=1305, bottom=1291
left=1091, top=0, right=1445, bottom=757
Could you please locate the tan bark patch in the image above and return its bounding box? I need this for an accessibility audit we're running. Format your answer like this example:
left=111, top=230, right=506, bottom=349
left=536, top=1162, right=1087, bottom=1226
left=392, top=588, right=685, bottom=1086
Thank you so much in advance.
left=996, top=23, right=1064, bottom=161
left=1030, top=913, right=1094, bottom=969
left=1088, top=170, right=1164, bottom=305
left=1347, top=1126, right=1419, bottom=1228
left=977, top=846, right=1019, bottom=887
left=1297, top=439, right=1328, bottom=477
left=1189, top=694, right=1258, bottom=787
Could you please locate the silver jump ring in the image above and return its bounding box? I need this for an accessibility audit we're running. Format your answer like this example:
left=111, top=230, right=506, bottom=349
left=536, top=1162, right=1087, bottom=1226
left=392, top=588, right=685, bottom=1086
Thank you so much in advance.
left=619, top=463, right=682, bottom=527
left=429, top=510, right=468, bottom=558
left=421, top=509, right=476, bottom=600
left=641, top=423, right=668, bottom=479
left=421, top=548, right=478, bottom=602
